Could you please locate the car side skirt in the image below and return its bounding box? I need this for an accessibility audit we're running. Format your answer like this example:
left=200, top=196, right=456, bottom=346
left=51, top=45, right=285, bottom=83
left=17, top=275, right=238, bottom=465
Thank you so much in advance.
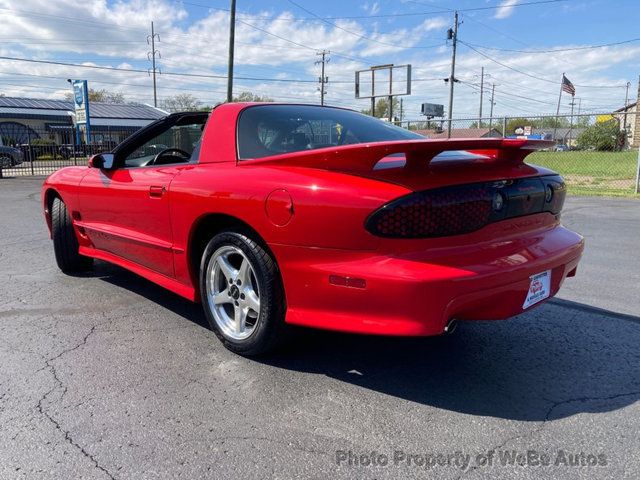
left=79, top=246, right=197, bottom=301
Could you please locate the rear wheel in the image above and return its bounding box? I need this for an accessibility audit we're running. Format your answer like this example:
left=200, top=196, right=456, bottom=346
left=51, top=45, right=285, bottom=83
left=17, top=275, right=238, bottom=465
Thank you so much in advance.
left=200, top=231, right=286, bottom=356
left=51, top=197, right=93, bottom=273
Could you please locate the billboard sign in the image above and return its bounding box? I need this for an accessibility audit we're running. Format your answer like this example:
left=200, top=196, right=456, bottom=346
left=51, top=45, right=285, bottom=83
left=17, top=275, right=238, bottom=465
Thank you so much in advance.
left=355, top=64, right=411, bottom=99
left=421, top=103, right=444, bottom=117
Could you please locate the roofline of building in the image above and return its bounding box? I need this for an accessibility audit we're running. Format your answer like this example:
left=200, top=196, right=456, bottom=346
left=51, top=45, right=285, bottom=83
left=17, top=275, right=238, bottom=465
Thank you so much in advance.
left=614, top=101, right=637, bottom=113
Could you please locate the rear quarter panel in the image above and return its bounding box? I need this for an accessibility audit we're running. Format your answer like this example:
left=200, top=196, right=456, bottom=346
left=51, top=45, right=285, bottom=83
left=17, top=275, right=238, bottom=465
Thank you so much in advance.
left=168, top=162, right=410, bottom=285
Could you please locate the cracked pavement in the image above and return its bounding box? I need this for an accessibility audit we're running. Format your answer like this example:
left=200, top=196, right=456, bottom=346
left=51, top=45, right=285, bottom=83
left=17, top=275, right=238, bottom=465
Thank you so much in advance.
left=0, top=177, right=639, bottom=479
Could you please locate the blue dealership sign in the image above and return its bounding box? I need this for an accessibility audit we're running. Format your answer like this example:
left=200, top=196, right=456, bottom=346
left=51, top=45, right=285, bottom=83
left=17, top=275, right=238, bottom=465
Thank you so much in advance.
left=71, top=80, right=91, bottom=143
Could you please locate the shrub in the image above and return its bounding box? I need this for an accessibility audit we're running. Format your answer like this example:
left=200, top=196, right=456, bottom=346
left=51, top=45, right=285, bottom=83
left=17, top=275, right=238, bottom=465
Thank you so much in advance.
left=575, top=120, right=624, bottom=151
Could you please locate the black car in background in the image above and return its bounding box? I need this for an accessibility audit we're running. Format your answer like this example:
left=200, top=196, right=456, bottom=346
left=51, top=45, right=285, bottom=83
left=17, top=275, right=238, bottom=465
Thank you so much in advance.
left=0, top=137, right=24, bottom=168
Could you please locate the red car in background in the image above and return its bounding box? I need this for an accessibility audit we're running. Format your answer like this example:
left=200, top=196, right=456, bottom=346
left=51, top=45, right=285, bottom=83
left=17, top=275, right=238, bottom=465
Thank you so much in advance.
left=42, top=103, right=584, bottom=355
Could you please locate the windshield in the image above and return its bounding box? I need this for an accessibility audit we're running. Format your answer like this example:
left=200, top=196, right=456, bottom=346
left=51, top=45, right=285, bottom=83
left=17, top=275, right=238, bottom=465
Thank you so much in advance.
left=237, top=104, right=422, bottom=160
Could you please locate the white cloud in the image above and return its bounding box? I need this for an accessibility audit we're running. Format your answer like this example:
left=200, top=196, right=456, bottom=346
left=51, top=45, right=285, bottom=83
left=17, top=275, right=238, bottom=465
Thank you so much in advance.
left=494, top=0, right=519, bottom=20
left=361, top=2, right=380, bottom=15
left=0, top=0, right=635, bottom=117
left=420, top=17, right=448, bottom=31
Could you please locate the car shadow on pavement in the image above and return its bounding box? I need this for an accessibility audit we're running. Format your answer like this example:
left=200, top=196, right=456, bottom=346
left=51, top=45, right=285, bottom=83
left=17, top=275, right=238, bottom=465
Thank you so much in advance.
left=90, top=261, right=210, bottom=330
left=260, top=300, right=640, bottom=422
left=93, top=261, right=640, bottom=423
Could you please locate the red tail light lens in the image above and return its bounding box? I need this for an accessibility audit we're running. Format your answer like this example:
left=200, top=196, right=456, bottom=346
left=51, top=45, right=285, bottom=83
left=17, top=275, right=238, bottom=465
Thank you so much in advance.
left=366, top=175, right=565, bottom=238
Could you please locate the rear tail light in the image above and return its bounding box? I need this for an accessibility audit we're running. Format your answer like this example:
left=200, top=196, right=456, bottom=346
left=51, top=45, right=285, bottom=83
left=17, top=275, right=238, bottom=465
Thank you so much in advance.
left=365, top=175, right=565, bottom=238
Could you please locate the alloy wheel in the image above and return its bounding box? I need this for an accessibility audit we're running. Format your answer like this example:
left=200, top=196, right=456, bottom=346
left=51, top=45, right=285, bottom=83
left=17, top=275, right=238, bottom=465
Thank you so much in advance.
left=205, top=245, right=261, bottom=340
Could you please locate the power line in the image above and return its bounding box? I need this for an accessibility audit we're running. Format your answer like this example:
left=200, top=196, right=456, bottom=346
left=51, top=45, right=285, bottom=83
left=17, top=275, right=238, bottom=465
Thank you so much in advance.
left=0, top=7, right=147, bottom=33
left=0, top=47, right=442, bottom=85
left=0, top=55, right=353, bottom=84
left=407, top=0, right=570, bottom=13
left=180, top=0, right=448, bottom=21
left=459, top=41, right=628, bottom=89
left=285, top=0, right=445, bottom=50
left=463, top=37, right=640, bottom=54
left=460, top=80, right=558, bottom=107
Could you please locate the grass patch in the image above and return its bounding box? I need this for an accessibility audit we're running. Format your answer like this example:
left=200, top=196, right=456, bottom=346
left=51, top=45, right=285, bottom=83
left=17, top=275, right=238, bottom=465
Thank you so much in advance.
left=527, top=151, right=639, bottom=198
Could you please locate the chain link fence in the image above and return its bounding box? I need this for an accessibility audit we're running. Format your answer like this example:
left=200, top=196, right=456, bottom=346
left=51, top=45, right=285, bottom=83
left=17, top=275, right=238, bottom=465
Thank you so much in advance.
left=1, top=112, right=639, bottom=197
left=398, top=112, right=640, bottom=197
left=0, top=124, right=139, bottom=178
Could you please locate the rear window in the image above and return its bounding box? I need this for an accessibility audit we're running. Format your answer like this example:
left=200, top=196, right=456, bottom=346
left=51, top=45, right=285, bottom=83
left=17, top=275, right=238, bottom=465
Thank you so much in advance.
left=237, top=104, right=422, bottom=160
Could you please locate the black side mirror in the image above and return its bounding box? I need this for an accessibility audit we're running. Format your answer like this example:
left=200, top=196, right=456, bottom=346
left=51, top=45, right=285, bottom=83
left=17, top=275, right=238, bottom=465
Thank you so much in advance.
left=88, top=153, right=115, bottom=169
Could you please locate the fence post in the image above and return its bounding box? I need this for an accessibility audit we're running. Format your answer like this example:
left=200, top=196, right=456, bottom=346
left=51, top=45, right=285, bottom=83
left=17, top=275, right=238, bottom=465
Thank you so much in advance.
left=28, top=130, right=34, bottom=175
left=635, top=145, right=640, bottom=194
left=502, top=117, right=507, bottom=137
left=73, top=125, right=78, bottom=166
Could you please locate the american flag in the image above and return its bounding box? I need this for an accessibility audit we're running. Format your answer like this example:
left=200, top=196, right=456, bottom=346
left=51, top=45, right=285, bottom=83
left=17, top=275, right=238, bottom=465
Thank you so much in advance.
left=561, top=74, right=576, bottom=96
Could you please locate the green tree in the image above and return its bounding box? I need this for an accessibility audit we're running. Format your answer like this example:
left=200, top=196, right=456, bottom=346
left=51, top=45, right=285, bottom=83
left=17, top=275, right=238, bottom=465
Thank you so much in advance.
left=232, top=91, right=273, bottom=102
left=505, top=117, right=534, bottom=135
left=64, top=88, right=125, bottom=103
left=162, top=93, right=201, bottom=112
left=575, top=119, right=622, bottom=151
left=537, top=116, right=570, bottom=129
left=361, top=97, right=400, bottom=119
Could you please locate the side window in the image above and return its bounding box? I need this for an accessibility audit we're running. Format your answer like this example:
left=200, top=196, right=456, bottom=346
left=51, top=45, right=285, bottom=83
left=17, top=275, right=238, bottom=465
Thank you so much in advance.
left=124, top=122, right=205, bottom=167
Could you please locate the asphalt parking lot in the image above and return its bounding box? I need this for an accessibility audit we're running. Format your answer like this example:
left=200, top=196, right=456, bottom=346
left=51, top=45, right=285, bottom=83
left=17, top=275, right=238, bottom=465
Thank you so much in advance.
left=1, top=177, right=639, bottom=480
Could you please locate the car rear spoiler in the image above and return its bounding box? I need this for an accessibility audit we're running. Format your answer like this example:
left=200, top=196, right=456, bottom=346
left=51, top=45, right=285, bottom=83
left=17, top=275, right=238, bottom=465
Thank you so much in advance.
left=244, top=138, right=555, bottom=172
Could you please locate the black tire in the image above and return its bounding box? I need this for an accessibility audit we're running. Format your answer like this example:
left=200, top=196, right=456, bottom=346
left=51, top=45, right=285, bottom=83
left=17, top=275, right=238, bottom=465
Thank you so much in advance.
left=200, top=231, right=286, bottom=356
left=51, top=197, right=93, bottom=273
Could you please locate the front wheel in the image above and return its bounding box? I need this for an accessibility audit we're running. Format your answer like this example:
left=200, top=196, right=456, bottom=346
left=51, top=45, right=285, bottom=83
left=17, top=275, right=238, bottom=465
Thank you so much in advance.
left=200, top=231, right=286, bottom=356
left=51, top=197, right=93, bottom=273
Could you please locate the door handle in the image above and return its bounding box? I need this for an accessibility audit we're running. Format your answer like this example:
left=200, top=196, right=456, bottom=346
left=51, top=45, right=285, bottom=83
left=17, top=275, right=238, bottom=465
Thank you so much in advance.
left=149, top=185, right=166, bottom=198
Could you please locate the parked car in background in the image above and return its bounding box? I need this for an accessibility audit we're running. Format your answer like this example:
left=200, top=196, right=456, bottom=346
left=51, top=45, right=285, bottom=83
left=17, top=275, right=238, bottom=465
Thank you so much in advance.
left=0, top=137, right=24, bottom=167
left=554, top=144, right=570, bottom=151
left=42, top=103, right=584, bottom=356
left=58, top=140, right=118, bottom=160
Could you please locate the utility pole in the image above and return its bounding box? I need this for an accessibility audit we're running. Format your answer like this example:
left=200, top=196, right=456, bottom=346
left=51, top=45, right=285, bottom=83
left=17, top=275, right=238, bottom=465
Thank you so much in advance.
left=446, top=11, right=459, bottom=138
left=147, top=21, right=161, bottom=108
left=388, top=64, right=394, bottom=122
left=226, top=0, right=237, bottom=103
left=488, top=83, right=496, bottom=129
left=315, top=50, right=330, bottom=106
left=623, top=81, right=631, bottom=131
left=478, top=66, right=484, bottom=123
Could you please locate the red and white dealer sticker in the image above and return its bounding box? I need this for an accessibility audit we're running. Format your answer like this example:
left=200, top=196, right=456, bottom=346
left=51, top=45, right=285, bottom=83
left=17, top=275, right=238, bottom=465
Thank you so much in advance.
left=523, top=270, right=551, bottom=309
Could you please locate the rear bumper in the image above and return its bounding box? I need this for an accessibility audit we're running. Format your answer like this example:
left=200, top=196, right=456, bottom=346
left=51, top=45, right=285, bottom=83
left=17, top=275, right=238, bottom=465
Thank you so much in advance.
left=271, top=220, right=584, bottom=336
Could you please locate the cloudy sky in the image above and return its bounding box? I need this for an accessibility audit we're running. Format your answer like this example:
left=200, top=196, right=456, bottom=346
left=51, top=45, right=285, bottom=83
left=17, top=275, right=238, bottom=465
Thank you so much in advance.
left=0, top=0, right=638, bottom=119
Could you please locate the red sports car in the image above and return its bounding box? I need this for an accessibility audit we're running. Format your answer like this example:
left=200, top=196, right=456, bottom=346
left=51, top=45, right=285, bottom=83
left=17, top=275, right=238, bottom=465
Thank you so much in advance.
left=42, top=103, right=584, bottom=355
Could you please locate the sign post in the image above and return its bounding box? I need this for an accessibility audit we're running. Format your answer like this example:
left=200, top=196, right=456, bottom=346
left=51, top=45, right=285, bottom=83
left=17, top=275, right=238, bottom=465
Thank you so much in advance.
left=72, top=80, right=91, bottom=146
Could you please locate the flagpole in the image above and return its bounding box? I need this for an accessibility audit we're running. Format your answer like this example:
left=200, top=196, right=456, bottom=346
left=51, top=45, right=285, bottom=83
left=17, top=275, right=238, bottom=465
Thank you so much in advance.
left=553, top=73, right=565, bottom=144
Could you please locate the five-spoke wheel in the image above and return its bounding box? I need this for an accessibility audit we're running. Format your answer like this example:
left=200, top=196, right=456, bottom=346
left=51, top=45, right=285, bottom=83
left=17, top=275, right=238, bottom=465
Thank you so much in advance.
left=206, top=246, right=261, bottom=340
left=200, top=231, right=286, bottom=356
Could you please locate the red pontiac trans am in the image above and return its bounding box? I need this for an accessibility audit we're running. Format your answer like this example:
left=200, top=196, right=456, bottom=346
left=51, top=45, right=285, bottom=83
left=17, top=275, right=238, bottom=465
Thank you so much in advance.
left=42, top=103, right=584, bottom=355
